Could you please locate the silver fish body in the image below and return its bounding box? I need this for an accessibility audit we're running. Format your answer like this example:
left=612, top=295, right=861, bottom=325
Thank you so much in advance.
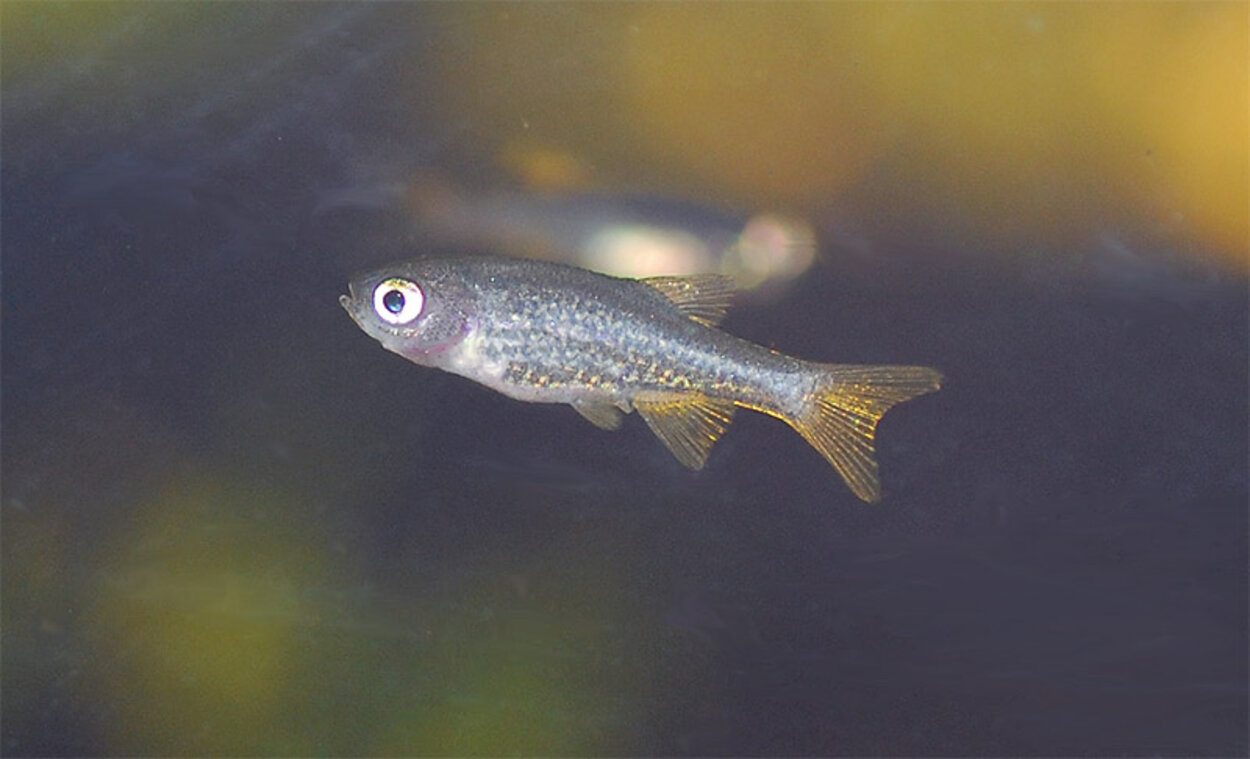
left=341, top=256, right=941, bottom=501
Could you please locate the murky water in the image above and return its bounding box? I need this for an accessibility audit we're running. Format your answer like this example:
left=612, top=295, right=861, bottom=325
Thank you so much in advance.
left=3, top=4, right=1246, bottom=756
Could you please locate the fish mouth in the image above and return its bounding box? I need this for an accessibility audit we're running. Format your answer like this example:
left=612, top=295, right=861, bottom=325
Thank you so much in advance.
left=339, top=285, right=364, bottom=326
left=341, top=281, right=360, bottom=306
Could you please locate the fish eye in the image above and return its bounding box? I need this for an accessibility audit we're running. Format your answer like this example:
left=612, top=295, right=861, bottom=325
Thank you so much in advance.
left=372, top=278, right=424, bottom=325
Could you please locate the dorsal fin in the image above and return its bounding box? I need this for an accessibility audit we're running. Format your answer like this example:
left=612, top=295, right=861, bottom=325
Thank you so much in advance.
left=633, top=393, right=736, bottom=470
left=640, top=274, right=737, bottom=327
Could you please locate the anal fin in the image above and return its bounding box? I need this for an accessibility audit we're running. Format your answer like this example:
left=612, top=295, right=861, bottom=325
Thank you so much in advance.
left=634, top=394, right=736, bottom=470
left=572, top=399, right=624, bottom=430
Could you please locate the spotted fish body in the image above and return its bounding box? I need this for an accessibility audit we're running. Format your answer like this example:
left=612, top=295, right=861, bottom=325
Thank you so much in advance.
left=340, top=256, right=941, bottom=501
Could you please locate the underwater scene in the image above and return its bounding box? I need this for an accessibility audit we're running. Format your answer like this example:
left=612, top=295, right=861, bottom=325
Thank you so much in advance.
left=3, top=4, right=1246, bottom=756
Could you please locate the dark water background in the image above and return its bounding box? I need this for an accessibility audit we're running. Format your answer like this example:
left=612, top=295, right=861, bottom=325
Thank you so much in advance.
left=3, top=4, right=1246, bottom=756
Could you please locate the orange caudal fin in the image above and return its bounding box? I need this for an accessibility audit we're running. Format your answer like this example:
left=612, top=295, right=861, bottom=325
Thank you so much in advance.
left=790, top=365, right=942, bottom=502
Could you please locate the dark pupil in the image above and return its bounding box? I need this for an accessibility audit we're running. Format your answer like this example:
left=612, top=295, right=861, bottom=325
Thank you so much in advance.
left=382, top=290, right=406, bottom=314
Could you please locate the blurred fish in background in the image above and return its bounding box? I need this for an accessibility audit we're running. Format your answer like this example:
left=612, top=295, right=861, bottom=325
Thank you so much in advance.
left=406, top=181, right=818, bottom=298
left=317, top=146, right=818, bottom=300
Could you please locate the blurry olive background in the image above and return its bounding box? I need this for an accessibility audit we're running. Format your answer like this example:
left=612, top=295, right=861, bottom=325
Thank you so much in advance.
left=3, top=3, right=1245, bottom=756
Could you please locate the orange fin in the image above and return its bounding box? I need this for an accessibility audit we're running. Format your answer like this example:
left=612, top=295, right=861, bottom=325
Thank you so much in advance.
left=790, top=365, right=942, bottom=502
left=634, top=394, right=736, bottom=469
left=640, top=274, right=737, bottom=327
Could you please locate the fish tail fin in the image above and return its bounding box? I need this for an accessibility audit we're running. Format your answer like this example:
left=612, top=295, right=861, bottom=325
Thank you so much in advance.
left=790, top=364, right=942, bottom=502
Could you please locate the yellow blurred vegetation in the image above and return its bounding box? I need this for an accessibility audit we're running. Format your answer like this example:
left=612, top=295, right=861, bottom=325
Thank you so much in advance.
left=85, top=466, right=326, bottom=754
left=427, top=3, right=1247, bottom=270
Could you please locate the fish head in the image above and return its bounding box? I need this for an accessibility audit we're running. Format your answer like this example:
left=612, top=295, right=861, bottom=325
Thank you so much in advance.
left=339, top=259, right=475, bottom=366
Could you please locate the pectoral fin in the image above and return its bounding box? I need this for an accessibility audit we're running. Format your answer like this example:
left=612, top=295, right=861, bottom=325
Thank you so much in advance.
left=571, top=399, right=624, bottom=430
left=640, top=274, right=737, bottom=327
left=634, top=394, right=736, bottom=470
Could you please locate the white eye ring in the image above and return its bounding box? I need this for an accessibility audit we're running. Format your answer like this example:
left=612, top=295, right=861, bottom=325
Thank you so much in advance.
left=372, top=278, right=425, bottom=325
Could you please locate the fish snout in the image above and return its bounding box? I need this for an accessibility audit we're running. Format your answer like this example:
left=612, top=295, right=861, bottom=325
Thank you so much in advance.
left=339, top=287, right=366, bottom=328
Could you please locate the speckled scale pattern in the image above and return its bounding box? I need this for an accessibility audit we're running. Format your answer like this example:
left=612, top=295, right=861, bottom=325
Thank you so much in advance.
left=463, top=258, right=814, bottom=413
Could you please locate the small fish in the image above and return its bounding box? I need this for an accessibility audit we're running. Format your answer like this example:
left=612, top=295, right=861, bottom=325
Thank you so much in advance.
left=319, top=171, right=816, bottom=296
left=406, top=184, right=817, bottom=292
left=340, top=256, right=941, bottom=501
